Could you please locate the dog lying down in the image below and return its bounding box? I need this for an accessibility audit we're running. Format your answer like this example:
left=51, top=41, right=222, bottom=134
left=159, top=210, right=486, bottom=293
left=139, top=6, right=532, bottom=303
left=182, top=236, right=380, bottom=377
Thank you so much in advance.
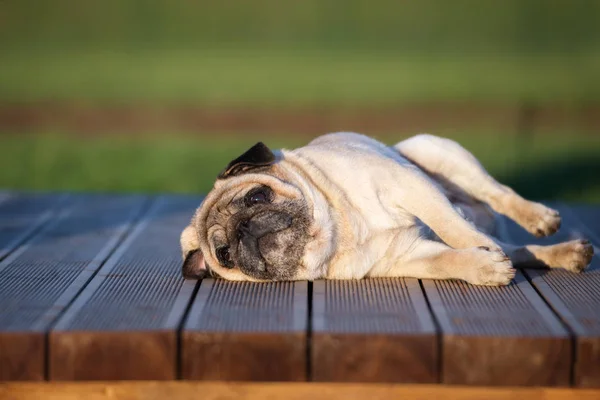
left=180, top=132, right=594, bottom=285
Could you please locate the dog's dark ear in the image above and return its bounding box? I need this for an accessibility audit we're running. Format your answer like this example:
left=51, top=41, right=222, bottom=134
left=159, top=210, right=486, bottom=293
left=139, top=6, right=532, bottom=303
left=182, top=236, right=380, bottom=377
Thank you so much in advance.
left=218, top=142, right=275, bottom=179
left=182, top=249, right=207, bottom=279
left=180, top=225, right=207, bottom=279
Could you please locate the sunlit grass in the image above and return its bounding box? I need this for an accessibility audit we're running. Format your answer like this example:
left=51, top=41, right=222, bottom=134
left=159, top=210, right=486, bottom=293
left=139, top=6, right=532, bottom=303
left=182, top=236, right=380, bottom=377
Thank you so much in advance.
left=1, top=49, right=599, bottom=105
left=1, top=131, right=599, bottom=202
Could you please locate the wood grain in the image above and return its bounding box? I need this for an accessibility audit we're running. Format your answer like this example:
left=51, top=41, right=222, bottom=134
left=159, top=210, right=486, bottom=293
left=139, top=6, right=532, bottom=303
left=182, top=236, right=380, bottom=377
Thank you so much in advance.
left=502, top=203, right=600, bottom=387
left=0, top=332, right=44, bottom=381
left=49, top=331, right=175, bottom=380
left=49, top=196, right=201, bottom=381
left=0, top=192, right=67, bottom=261
left=555, top=205, right=600, bottom=388
left=423, top=271, right=571, bottom=386
left=183, top=332, right=305, bottom=381
left=311, top=278, right=438, bottom=383
left=443, top=335, right=570, bottom=386
left=0, top=194, right=147, bottom=381
left=312, top=333, right=436, bottom=383
left=182, top=279, right=307, bottom=381
left=3, top=192, right=598, bottom=386
left=2, top=382, right=600, bottom=400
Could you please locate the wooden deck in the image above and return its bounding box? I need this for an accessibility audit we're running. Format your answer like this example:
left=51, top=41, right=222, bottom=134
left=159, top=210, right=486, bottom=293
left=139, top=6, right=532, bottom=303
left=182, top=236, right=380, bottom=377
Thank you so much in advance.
left=0, top=192, right=599, bottom=390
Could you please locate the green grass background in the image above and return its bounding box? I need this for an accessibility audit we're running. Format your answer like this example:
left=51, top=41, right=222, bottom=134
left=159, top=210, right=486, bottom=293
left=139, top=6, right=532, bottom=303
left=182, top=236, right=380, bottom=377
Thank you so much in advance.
left=1, top=0, right=599, bottom=105
left=2, top=50, right=599, bottom=105
left=1, top=0, right=599, bottom=200
left=2, top=131, right=599, bottom=202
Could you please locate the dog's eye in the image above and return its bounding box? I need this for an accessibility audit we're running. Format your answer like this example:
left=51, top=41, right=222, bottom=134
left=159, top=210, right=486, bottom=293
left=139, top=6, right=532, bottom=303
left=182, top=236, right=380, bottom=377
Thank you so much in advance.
left=244, top=187, right=271, bottom=207
left=250, top=191, right=267, bottom=204
left=216, top=246, right=234, bottom=269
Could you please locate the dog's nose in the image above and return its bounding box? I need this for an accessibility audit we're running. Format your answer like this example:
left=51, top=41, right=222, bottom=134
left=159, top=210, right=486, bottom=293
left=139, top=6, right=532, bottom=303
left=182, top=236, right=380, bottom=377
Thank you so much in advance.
left=237, top=218, right=266, bottom=239
left=236, top=212, right=292, bottom=239
left=237, top=220, right=251, bottom=238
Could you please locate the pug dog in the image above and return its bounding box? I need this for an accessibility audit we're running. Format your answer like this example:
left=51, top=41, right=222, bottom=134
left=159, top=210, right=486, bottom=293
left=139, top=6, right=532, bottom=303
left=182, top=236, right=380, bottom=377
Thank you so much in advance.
left=180, top=132, right=594, bottom=285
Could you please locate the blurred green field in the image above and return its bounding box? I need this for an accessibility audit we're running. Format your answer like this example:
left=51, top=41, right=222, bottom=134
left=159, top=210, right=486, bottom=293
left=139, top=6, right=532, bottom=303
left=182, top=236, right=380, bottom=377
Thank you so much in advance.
left=2, top=132, right=599, bottom=202
left=1, top=1, right=599, bottom=202
left=1, top=0, right=599, bottom=105
left=2, top=50, right=599, bottom=105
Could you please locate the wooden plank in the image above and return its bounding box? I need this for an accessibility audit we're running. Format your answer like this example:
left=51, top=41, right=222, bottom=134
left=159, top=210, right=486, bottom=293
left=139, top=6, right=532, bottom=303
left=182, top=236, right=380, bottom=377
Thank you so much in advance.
left=49, top=196, right=202, bottom=381
left=0, top=192, right=68, bottom=260
left=182, top=280, right=307, bottom=381
left=311, top=278, right=438, bottom=383
left=422, top=271, right=571, bottom=386
left=2, top=382, right=600, bottom=400
left=0, top=194, right=147, bottom=381
left=503, top=203, right=600, bottom=388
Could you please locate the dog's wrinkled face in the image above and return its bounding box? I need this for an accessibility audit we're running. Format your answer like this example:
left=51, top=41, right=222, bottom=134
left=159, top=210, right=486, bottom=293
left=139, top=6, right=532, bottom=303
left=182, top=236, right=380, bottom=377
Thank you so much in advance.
left=181, top=143, right=312, bottom=281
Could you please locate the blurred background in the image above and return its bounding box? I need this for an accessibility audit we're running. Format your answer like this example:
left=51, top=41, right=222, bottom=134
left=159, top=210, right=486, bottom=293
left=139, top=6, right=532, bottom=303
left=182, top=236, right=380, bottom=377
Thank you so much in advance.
left=0, top=0, right=598, bottom=201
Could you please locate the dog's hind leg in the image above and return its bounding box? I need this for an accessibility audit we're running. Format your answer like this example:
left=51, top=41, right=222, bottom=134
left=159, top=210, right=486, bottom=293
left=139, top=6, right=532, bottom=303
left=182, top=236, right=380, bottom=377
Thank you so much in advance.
left=382, top=159, right=503, bottom=253
left=394, top=134, right=561, bottom=238
left=497, top=239, right=594, bottom=272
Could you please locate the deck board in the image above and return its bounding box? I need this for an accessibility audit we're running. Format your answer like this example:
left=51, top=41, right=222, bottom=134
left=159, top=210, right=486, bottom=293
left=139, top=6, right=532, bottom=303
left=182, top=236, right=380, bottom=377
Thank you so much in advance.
left=0, top=191, right=599, bottom=386
left=49, top=195, right=201, bottom=381
left=503, top=203, right=600, bottom=388
left=422, top=271, right=571, bottom=386
left=0, top=194, right=146, bottom=381
left=311, top=278, right=438, bottom=383
left=0, top=192, right=68, bottom=261
left=182, top=280, right=308, bottom=381
left=3, top=382, right=600, bottom=400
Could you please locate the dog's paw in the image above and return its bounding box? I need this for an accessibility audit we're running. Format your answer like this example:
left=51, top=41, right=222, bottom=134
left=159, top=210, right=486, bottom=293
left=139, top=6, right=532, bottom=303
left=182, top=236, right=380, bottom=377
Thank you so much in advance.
left=467, top=248, right=516, bottom=286
left=529, top=203, right=561, bottom=237
left=553, top=239, right=594, bottom=273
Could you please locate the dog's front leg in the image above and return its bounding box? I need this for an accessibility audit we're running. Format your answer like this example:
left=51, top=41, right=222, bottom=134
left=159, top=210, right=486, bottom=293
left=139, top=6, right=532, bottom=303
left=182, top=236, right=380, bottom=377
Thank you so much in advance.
left=383, top=164, right=502, bottom=252
left=368, top=237, right=516, bottom=286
